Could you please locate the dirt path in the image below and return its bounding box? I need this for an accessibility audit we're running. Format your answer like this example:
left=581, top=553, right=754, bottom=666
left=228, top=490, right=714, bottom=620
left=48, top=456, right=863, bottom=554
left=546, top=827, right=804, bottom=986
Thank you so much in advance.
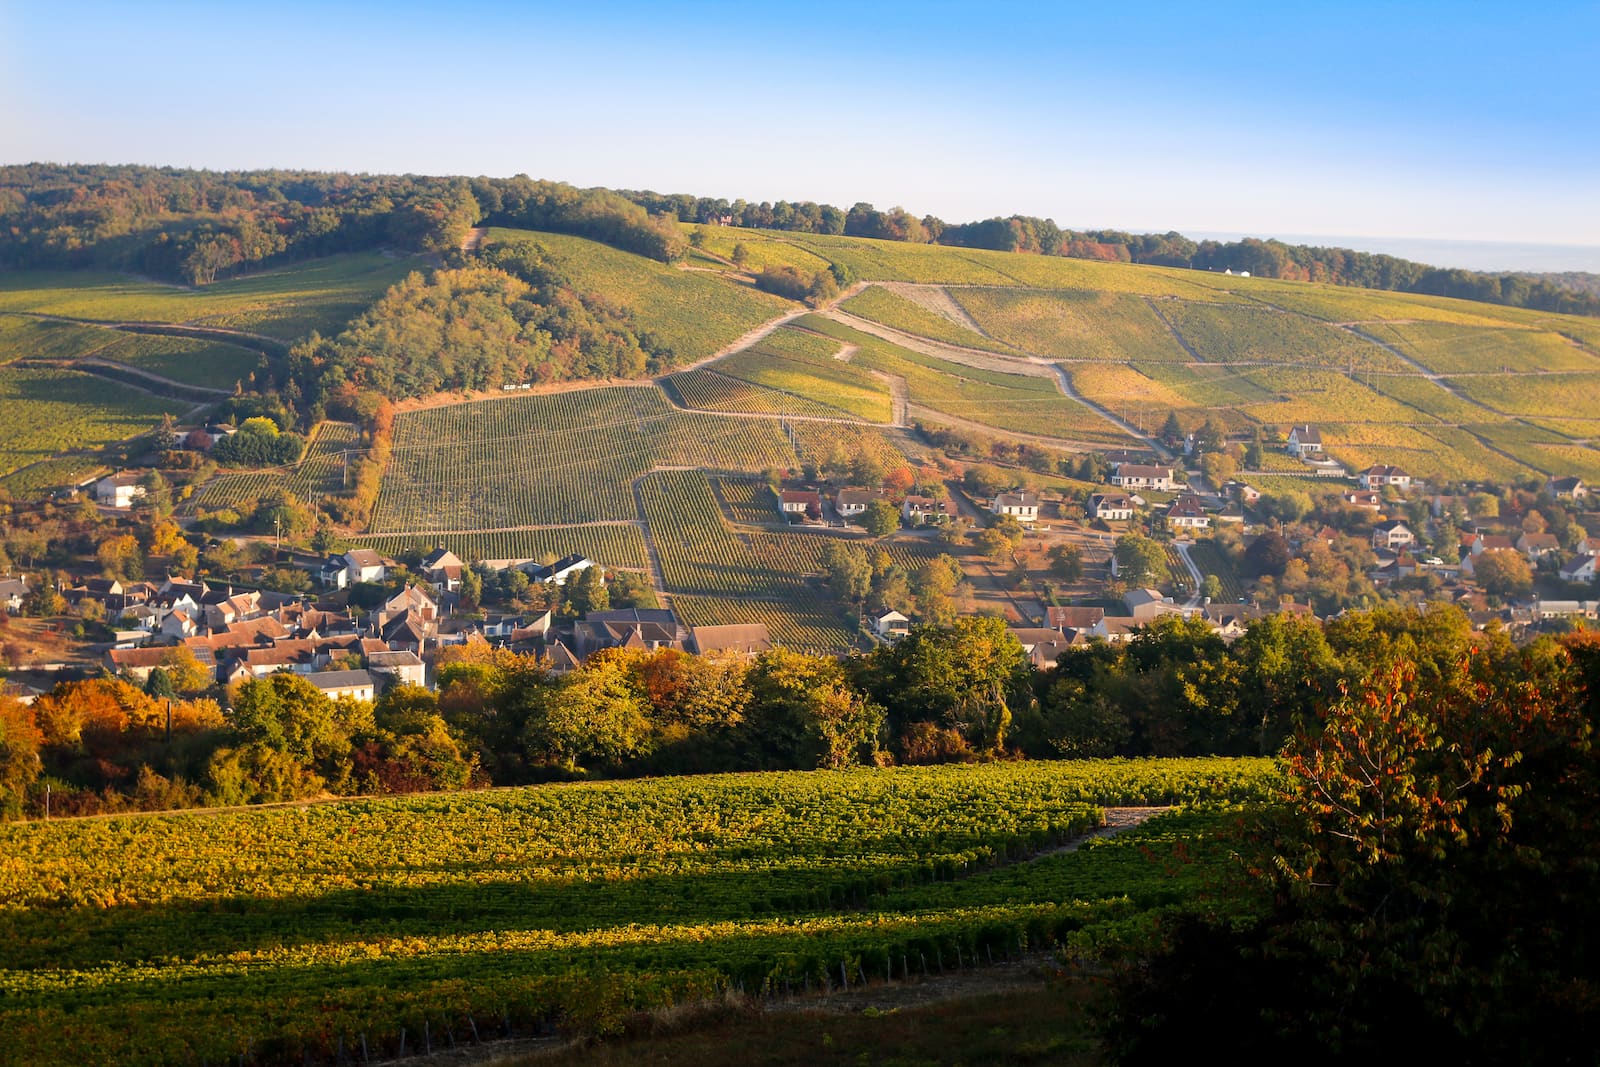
left=1336, top=323, right=1507, bottom=413
left=832, top=343, right=858, bottom=362
left=630, top=477, right=671, bottom=607
left=460, top=227, right=487, bottom=255
left=872, top=371, right=909, bottom=427
left=74, top=357, right=232, bottom=396
left=1048, top=364, right=1173, bottom=459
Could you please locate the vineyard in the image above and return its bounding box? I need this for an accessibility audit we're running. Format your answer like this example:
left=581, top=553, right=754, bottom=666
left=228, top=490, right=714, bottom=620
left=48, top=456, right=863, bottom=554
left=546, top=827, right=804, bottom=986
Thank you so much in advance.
left=484, top=229, right=793, bottom=364
left=88, top=331, right=262, bottom=391
left=707, top=326, right=894, bottom=423
left=798, top=316, right=1135, bottom=447
left=353, top=524, right=649, bottom=571
left=0, top=364, right=185, bottom=485
left=953, top=289, right=1192, bottom=363
left=191, top=421, right=362, bottom=513
left=1359, top=321, right=1599, bottom=375
left=0, top=253, right=423, bottom=342
left=0, top=314, right=117, bottom=365
left=0, top=759, right=1278, bottom=1065
left=1185, top=539, right=1246, bottom=602
left=713, top=477, right=777, bottom=525
left=672, top=594, right=859, bottom=651
left=371, top=389, right=795, bottom=532
left=839, top=285, right=1015, bottom=353
left=664, top=368, right=854, bottom=421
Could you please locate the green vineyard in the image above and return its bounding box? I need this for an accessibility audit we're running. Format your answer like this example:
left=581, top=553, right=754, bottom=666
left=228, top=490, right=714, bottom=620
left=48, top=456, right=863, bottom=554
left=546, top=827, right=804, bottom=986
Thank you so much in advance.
left=353, top=524, right=649, bottom=571
left=0, top=759, right=1278, bottom=1066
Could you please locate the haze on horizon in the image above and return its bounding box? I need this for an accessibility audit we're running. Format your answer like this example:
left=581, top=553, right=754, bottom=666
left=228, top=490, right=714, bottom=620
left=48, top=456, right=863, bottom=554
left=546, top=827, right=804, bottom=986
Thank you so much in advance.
left=2, top=1, right=1595, bottom=269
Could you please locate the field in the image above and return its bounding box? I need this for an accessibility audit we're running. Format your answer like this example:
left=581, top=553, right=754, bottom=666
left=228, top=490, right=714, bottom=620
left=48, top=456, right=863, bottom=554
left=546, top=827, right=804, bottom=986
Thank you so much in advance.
left=1444, top=372, right=1600, bottom=421
left=954, top=289, right=1192, bottom=363
left=0, top=364, right=186, bottom=487
left=699, top=326, right=894, bottom=422
left=799, top=316, right=1134, bottom=447
left=352, top=524, right=650, bottom=571
left=0, top=314, right=118, bottom=365
left=372, top=389, right=794, bottom=532
left=483, top=229, right=794, bottom=364
left=1157, top=301, right=1407, bottom=371
left=839, top=285, right=1016, bottom=353
left=0, top=252, right=424, bottom=342
left=682, top=226, right=836, bottom=275
left=0, top=759, right=1277, bottom=1066
left=87, top=331, right=262, bottom=390
left=1358, top=320, right=1600, bottom=375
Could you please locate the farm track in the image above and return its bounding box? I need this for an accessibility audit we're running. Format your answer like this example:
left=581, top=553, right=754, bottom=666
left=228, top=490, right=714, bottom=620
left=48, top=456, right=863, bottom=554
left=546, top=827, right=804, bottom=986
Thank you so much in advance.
left=877, top=282, right=999, bottom=340
left=631, top=477, right=671, bottom=607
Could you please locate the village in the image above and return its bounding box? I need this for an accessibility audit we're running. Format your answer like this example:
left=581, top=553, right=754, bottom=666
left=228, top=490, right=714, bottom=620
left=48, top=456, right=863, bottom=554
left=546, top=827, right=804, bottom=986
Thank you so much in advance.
left=3, top=419, right=1597, bottom=711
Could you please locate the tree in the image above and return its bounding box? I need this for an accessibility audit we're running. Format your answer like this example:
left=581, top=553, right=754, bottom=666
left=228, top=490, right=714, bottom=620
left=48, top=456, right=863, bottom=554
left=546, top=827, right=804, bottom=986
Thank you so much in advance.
left=859, top=616, right=1027, bottom=752
left=975, top=527, right=1014, bottom=561
left=1159, top=411, right=1183, bottom=450
left=97, top=534, right=144, bottom=582
left=1243, top=530, right=1291, bottom=578
left=529, top=653, right=651, bottom=770
left=819, top=541, right=872, bottom=605
left=730, top=242, right=750, bottom=268
left=1200, top=574, right=1223, bottom=601
left=1199, top=451, right=1237, bottom=489
left=1115, top=534, right=1169, bottom=586
left=565, top=565, right=609, bottom=615
left=1047, top=543, right=1083, bottom=582
left=1473, top=547, right=1533, bottom=597
left=862, top=499, right=900, bottom=537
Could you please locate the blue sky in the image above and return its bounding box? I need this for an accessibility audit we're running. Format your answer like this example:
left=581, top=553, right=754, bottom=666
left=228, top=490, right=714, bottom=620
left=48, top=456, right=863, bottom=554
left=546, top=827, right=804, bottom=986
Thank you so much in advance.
left=3, top=1, right=1595, bottom=250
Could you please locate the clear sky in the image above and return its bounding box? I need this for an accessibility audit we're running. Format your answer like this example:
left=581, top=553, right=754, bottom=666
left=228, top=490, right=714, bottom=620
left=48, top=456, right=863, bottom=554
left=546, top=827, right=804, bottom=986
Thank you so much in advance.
left=3, top=1, right=1595, bottom=250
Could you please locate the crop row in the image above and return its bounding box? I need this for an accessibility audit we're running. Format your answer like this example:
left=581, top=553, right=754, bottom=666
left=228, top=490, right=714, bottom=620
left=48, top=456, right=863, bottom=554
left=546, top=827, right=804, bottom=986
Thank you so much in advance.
left=671, top=593, right=859, bottom=652
left=954, top=289, right=1190, bottom=363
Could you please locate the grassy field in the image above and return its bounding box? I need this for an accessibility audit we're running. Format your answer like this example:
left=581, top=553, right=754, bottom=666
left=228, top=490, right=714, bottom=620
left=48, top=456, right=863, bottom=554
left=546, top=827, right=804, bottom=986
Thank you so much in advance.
left=1444, top=372, right=1600, bottom=420
left=1158, top=302, right=1408, bottom=371
left=0, top=252, right=423, bottom=342
left=0, top=364, right=186, bottom=486
left=482, top=229, right=793, bottom=364
left=0, top=761, right=1276, bottom=1066
left=954, top=289, right=1191, bottom=363
left=703, top=326, right=893, bottom=422
left=683, top=226, right=836, bottom=275
left=840, top=285, right=1016, bottom=353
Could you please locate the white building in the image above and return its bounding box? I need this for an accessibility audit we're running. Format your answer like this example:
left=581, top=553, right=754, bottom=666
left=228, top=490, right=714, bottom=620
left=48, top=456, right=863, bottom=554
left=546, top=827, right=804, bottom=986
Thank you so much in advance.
left=94, top=473, right=147, bottom=509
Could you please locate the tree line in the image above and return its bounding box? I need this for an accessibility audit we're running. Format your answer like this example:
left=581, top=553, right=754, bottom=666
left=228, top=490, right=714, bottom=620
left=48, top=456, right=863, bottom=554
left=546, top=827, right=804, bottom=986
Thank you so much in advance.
left=4, top=165, right=1593, bottom=317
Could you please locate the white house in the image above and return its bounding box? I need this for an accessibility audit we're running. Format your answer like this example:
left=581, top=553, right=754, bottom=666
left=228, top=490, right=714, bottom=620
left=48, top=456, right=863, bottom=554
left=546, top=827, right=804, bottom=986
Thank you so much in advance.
left=94, top=473, right=147, bottom=509
left=1371, top=520, right=1416, bottom=550
left=307, top=669, right=376, bottom=702
left=0, top=576, right=28, bottom=614
left=1545, top=476, right=1588, bottom=501
left=1087, top=492, right=1135, bottom=522
left=522, top=554, right=594, bottom=586
left=835, top=487, right=884, bottom=519
left=875, top=610, right=911, bottom=640
left=1164, top=494, right=1211, bottom=531
left=420, top=548, right=465, bottom=593
left=1111, top=464, right=1178, bottom=492
left=1359, top=465, right=1413, bottom=491
left=1516, top=532, right=1560, bottom=561
left=778, top=489, right=822, bottom=520
left=1285, top=425, right=1323, bottom=458
left=1559, top=555, right=1598, bottom=584
left=991, top=491, right=1040, bottom=523
left=902, top=496, right=952, bottom=525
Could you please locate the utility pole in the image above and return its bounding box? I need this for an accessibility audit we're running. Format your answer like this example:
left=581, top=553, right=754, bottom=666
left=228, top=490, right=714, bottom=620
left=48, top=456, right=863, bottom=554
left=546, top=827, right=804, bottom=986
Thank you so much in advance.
left=275, top=513, right=282, bottom=556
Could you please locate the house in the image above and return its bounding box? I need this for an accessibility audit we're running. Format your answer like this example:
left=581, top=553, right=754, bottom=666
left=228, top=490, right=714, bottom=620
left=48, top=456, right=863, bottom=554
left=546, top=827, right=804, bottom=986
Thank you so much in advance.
left=1112, top=464, right=1178, bottom=492
left=901, top=495, right=952, bottom=526
left=572, top=608, right=684, bottom=657
left=104, top=647, right=171, bottom=683
left=991, top=491, right=1040, bottom=523
left=420, top=548, right=465, bottom=593
left=1232, top=482, right=1263, bottom=506
left=159, top=609, right=199, bottom=640
left=307, top=669, right=377, bottom=703
left=1124, top=588, right=1182, bottom=622
left=541, top=640, right=582, bottom=676
left=1009, top=628, right=1076, bottom=669
left=1371, top=520, right=1416, bottom=551
left=379, top=584, right=439, bottom=623
left=1046, top=606, right=1108, bottom=639
left=1087, top=492, right=1135, bottom=522
left=1516, top=532, right=1560, bottom=561
left=343, top=549, right=388, bottom=586
left=835, top=487, right=885, bottom=519
left=1559, top=555, right=1598, bottom=584
left=1358, top=465, right=1412, bottom=491
left=778, top=489, right=823, bottom=522
left=366, top=650, right=426, bottom=689
left=94, top=472, right=147, bottom=508
left=1343, top=490, right=1383, bottom=512
left=874, top=610, right=911, bottom=640
left=0, top=576, right=27, bottom=614
left=1545, top=476, right=1588, bottom=501
left=522, top=554, right=594, bottom=586
left=1285, top=425, right=1323, bottom=458
left=689, top=624, right=772, bottom=656
left=1164, top=494, right=1211, bottom=531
